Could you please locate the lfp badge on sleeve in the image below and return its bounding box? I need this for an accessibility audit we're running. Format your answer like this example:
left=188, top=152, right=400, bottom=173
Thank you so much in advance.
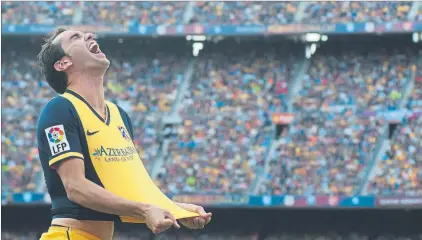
left=45, top=125, right=70, bottom=156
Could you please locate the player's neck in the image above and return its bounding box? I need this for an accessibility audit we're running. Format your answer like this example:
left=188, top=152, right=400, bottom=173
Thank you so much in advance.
left=67, top=74, right=106, bottom=117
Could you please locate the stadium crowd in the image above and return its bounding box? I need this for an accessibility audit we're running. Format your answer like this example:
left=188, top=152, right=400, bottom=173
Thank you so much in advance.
left=301, top=1, right=414, bottom=24
left=81, top=1, right=186, bottom=27
left=367, top=75, right=422, bottom=196
left=155, top=42, right=295, bottom=195
left=2, top=1, right=419, bottom=26
left=1, top=1, right=76, bottom=25
left=257, top=44, right=415, bottom=196
left=258, top=111, right=383, bottom=196
left=190, top=2, right=299, bottom=25
left=293, top=44, right=413, bottom=112
left=1, top=39, right=187, bottom=198
left=1, top=1, right=187, bottom=26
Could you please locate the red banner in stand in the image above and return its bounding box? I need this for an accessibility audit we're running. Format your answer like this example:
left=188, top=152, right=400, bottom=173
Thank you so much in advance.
left=272, top=113, right=295, bottom=124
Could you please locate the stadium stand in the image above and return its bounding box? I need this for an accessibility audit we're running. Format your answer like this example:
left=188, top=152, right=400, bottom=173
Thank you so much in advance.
left=301, top=1, right=414, bottom=24
left=2, top=1, right=420, bottom=26
left=2, top=44, right=46, bottom=197
left=258, top=112, right=383, bottom=196
left=367, top=116, right=422, bottom=196
left=190, top=2, right=299, bottom=25
left=1, top=1, right=188, bottom=26
left=367, top=73, right=422, bottom=196
left=293, top=43, right=414, bottom=111
left=155, top=41, right=298, bottom=195
left=82, top=1, right=187, bottom=26
left=1, top=1, right=76, bottom=25
left=257, top=42, right=417, bottom=196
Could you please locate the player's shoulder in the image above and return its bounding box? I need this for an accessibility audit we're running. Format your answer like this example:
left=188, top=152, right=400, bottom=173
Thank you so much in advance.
left=40, top=95, right=76, bottom=115
left=38, top=95, right=78, bottom=128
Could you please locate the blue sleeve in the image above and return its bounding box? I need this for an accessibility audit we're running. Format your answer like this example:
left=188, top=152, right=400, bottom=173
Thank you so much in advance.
left=37, top=96, right=84, bottom=168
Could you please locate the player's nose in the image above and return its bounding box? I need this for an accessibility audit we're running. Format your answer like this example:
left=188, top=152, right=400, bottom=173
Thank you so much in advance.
left=85, top=32, right=94, bottom=42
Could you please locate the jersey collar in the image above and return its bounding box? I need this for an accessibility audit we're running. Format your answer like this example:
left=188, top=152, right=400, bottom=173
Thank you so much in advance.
left=65, top=89, right=111, bottom=126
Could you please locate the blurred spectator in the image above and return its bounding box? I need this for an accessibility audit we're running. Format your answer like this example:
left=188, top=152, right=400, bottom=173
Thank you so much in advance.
left=407, top=68, right=422, bottom=111
left=415, top=4, right=422, bottom=21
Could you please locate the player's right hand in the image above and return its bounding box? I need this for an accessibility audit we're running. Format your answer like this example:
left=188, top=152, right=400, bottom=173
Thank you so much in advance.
left=143, top=205, right=180, bottom=234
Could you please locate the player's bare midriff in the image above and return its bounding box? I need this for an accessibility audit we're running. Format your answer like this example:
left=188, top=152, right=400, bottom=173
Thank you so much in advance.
left=52, top=218, right=114, bottom=240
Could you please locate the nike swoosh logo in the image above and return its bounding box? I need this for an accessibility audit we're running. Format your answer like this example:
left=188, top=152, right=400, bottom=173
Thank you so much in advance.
left=87, top=130, right=100, bottom=136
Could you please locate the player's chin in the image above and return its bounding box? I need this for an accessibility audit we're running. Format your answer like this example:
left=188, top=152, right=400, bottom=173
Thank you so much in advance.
left=91, top=54, right=110, bottom=66
left=98, top=57, right=110, bottom=66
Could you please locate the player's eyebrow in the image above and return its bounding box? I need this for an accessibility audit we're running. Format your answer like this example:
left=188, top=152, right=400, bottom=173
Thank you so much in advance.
left=68, top=32, right=82, bottom=42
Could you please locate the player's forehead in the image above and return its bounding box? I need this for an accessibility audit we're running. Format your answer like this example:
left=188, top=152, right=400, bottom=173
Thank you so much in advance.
left=52, top=30, right=85, bottom=45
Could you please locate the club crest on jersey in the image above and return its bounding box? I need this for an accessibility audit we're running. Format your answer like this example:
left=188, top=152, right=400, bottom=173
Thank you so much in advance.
left=118, top=126, right=130, bottom=141
left=45, top=125, right=70, bottom=156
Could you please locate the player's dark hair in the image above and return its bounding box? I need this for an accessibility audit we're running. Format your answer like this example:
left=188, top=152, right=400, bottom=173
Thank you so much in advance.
left=37, top=28, right=68, bottom=94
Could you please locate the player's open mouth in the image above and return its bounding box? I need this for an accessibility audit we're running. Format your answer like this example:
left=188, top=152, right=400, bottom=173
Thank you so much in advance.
left=89, top=42, right=102, bottom=55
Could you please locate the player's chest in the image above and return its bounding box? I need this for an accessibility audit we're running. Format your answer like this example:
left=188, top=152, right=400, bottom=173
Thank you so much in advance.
left=84, top=124, right=136, bottom=163
left=84, top=122, right=132, bottom=145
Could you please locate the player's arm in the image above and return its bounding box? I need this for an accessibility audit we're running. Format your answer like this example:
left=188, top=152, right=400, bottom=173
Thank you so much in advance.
left=54, top=158, right=147, bottom=218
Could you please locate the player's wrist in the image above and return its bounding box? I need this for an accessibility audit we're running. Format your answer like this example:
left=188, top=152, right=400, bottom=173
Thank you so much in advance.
left=131, top=202, right=150, bottom=219
left=175, top=202, right=194, bottom=211
left=174, top=201, right=188, bottom=208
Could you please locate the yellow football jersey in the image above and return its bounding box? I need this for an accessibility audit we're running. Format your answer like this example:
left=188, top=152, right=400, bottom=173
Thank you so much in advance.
left=37, top=89, right=198, bottom=223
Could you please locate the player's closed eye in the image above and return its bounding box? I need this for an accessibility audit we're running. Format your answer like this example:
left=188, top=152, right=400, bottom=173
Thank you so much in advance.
left=71, top=34, right=81, bottom=40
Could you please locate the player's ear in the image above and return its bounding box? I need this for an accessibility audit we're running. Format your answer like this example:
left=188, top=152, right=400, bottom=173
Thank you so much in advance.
left=54, top=56, right=73, bottom=72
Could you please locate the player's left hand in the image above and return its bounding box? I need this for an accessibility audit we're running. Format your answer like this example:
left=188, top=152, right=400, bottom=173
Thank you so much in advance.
left=176, top=202, right=212, bottom=229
